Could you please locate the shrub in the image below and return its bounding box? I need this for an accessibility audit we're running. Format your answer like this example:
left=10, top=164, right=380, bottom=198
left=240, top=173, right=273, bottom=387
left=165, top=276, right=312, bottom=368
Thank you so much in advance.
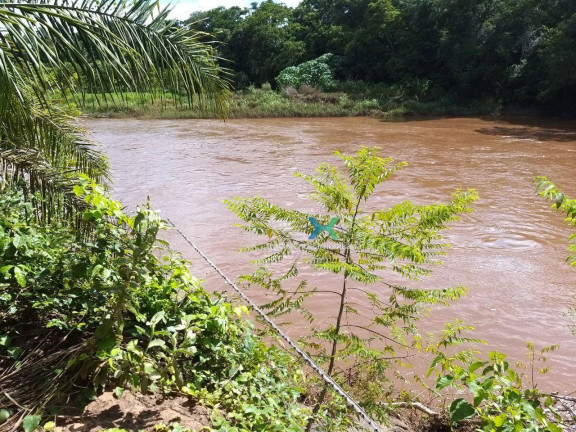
left=283, top=86, right=298, bottom=98
left=0, top=180, right=310, bottom=431
left=433, top=349, right=564, bottom=432
left=276, top=53, right=336, bottom=91
left=352, top=98, right=381, bottom=114
left=298, top=84, right=318, bottom=95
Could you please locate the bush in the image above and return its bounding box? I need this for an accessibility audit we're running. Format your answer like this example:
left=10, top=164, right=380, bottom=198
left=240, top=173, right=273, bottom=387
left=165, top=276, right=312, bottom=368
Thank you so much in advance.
left=283, top=86, right=298, bottom=98
left=276, top=53, right=336, bottom=91
left=433, top=350, right=564, bottom=432
left=0, top=180, right=310, bottom=431
left=297, top=84, right=318, bottom=95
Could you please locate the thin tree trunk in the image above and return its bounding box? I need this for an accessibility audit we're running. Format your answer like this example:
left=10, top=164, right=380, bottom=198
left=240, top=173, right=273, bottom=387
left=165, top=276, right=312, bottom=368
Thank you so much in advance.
left=305, top=269, right=349, bottom=432
left=305, top=198, right=361, bottom=431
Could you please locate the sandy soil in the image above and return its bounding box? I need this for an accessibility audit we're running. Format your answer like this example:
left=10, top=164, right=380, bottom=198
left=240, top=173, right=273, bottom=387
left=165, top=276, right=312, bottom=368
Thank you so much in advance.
left=60, top=391, right=211, bottom=431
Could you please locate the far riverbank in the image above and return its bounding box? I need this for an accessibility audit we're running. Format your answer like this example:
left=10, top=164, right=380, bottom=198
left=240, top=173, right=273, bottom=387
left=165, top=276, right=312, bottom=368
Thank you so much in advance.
left=80, top=87, right=504, bottom=119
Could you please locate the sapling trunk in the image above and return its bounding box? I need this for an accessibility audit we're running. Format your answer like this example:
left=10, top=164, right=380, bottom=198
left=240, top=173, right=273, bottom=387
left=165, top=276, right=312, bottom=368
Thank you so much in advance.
left=304, top=270, right=349, bottom=432
left=227, top=148, right=478, bottom=429
left=305, top=200, right=360, bottom=432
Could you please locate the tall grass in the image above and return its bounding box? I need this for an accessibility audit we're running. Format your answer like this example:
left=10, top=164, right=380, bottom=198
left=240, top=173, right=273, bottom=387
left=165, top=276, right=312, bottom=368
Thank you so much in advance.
left=81, top=87, right=502, bottom=119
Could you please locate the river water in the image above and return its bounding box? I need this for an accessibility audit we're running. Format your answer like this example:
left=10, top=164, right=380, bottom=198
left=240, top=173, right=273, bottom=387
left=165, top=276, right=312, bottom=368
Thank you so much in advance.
left=84, top=116, right=576, bottom=392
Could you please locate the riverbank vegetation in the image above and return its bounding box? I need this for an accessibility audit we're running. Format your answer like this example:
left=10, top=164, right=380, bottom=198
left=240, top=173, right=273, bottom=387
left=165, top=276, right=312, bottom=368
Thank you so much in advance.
left=0, top=181, right=310, bottom=431
left=79, top=0, right=575, bottom=119
left=81, top=85, right=501, bottom=119
left=181, top=0, right=576, bottom=117
left=1, top=0, right=575, bottom=431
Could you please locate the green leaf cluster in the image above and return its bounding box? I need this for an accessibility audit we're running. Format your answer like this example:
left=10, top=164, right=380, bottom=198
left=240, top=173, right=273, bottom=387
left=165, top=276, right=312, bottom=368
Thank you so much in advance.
left=0, top=180, right=309, bottom=431
left=435, top=350, right=564, bottom=432
left=276, top=54, right=336, bottom=91
left=227, top=146, right=478, bottom=425
left=534, top=177, right=576, bottom=267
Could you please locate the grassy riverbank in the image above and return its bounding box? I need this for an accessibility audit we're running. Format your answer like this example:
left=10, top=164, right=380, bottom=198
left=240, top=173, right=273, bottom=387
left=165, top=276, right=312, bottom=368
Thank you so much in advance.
left=0, top=180, right=314, bottom=431
left=80, top=86, right=502, bottom=119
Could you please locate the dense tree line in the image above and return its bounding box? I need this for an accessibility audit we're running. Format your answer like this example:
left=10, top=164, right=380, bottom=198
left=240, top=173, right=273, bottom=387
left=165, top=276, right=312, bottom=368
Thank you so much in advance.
left=183, top=0, right=576, bottom=114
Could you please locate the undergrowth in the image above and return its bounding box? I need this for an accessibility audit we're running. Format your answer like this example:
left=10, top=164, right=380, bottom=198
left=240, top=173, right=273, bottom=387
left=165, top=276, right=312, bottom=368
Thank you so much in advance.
left=79, top=87, right=500, bottom=120
left=0, top=179, right=310, bottom=431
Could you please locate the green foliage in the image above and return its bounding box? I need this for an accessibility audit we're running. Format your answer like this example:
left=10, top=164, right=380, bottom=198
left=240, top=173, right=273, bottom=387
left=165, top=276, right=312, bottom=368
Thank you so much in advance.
left=434, top=350, right=564, bottom=431
left=81, top=85, right=501, bottom=119
left=534, top=10, right=576, bottom=111
left=22, top=415, right=42, bottom=432
left=42, top=421, right=56, bottom=431
left=534, top=177, right=576, bottom=335
left=0, top=409, right=10, bottom=422
left=0, top=0, right=230, bottom=220
left=182, top=0, right=576, bottom=114
left=276, top=54, right=336, bottom=91
left=0, top=181, right=309, bottom=431
left=82, top=88, right=413, bottom=119
left=187, top=0, right=305, bottom=87
left=227, top=147, right=478, bottom=425
left=534, top=177, right=576, bottom=267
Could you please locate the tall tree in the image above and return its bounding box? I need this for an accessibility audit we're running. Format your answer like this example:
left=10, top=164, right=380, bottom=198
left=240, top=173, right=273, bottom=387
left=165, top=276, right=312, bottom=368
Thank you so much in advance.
left=239, top=0, right=306, bottom=85
left=184, top=6, right=249, bottom=84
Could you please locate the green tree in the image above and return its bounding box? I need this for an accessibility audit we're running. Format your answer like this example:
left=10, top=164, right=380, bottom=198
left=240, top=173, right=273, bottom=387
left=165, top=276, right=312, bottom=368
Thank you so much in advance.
left=535, top=13, right=576, bottom=112
left=235, top=0, right=306, bottom=86
left=342, top=0, right=404, bottom=82
left=292, top=0, right=350, bottom=60
left=184, top=6, right=249, bottom=85
left=173, top=0, right=576, bottom=113
left=0, top=0, right=230, bottom=218
left=227, top=147, right=478, bottom=429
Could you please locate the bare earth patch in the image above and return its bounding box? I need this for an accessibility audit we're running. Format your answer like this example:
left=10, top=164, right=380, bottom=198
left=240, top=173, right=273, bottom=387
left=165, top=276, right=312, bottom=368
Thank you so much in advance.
left=60, top=391, right=211, bottom=431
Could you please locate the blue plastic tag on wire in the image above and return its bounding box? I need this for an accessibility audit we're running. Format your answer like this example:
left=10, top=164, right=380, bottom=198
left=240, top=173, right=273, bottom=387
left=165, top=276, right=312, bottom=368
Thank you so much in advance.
left=309, top=217, right=339, bottom=240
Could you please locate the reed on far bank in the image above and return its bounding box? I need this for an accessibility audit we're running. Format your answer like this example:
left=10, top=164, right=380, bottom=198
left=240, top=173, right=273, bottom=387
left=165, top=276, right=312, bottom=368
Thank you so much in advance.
left=80, top=84, right=502, bottom=120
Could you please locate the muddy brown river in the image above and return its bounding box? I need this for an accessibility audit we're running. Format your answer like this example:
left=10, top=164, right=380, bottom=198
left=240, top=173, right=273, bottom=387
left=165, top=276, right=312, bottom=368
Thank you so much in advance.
left=84, top=116, right=576, bottom=392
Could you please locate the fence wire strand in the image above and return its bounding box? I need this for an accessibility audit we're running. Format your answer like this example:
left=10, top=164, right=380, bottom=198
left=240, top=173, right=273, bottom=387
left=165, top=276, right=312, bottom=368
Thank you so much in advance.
left=166, top=218, right=384, bottom=432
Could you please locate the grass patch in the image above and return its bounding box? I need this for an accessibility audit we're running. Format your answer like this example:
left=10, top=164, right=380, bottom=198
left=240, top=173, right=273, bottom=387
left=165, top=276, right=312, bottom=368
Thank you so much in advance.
left=80, top=87, right=501, bottom=119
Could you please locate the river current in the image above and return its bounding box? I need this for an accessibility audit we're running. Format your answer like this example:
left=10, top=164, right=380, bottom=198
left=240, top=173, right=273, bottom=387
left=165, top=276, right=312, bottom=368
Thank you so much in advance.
left=84, top=116, right=576, bottom=391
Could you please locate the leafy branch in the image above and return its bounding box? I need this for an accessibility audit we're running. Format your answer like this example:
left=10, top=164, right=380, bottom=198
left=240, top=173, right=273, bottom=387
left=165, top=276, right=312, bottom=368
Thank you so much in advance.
left=227, top=146, right=478, bottom=428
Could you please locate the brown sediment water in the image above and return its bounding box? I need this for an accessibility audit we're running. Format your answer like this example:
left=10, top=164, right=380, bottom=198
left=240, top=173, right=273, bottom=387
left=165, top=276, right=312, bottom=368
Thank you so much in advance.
left=83, top=116, right=576, bottom=392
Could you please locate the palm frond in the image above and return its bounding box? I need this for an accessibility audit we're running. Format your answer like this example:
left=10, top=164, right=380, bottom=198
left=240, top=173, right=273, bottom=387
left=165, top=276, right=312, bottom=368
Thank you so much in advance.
left=1, top=70, right=107, bottom=215
left=0, top=0, right=231, bottom=219
left=0, top=148, right=87, bottom=222
left=1, top=0, right=231, bottom=114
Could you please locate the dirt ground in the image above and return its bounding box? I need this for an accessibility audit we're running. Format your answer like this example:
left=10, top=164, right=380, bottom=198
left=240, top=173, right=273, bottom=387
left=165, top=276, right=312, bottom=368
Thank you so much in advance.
left=59, top=391, right=211, bottom=432
left=49, top=389, right=576, bottom=432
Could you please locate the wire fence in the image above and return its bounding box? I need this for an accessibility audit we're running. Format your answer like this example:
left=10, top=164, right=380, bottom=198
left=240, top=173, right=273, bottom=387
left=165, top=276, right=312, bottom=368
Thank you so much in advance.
left=166, top=218, right=384, bottom=432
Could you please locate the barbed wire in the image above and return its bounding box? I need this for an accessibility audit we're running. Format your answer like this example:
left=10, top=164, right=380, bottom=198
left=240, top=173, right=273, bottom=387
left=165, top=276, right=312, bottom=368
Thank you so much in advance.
left=166, top=218, right=384, bottom=432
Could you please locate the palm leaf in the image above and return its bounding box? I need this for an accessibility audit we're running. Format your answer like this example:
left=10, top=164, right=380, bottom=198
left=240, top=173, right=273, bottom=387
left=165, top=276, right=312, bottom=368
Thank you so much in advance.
left=0, top=0, right=231, bottom=218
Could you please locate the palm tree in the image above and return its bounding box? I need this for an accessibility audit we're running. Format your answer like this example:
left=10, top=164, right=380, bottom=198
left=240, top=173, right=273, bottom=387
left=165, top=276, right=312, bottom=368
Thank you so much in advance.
left=0, top=0, right=230, bottom=218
